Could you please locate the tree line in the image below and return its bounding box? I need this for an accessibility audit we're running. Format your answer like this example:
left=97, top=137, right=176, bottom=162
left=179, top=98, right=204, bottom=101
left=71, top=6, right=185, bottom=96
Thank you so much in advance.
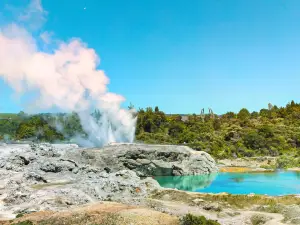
left=1, top=101, right=300, bottom=160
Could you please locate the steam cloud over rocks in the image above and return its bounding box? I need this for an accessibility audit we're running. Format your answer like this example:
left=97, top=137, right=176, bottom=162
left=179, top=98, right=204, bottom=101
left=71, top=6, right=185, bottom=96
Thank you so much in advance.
left=0, top=0, right=136, bottom=146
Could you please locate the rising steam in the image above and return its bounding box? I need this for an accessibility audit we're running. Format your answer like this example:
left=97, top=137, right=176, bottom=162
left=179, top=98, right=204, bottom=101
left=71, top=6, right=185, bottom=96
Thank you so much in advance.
left=0, top=0, right=136, bottom=146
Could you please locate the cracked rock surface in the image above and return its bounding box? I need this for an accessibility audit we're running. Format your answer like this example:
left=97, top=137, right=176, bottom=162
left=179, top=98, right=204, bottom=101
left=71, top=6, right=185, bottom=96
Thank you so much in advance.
left=0, top=143, right=217, bottom=218
left=64, top=143, right=218, bottom=176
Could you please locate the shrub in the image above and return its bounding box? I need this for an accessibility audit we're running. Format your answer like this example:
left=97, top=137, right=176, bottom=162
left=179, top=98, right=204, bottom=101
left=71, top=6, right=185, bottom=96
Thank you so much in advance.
left=15, top=213, right=25, bottom=218
left=250, top=214, right=269, bottom=225
left=181, top=213, right=220, bottom=225
left=11, top=221, right=33, bottom=225
left=276, top=155, right=299, bottom=168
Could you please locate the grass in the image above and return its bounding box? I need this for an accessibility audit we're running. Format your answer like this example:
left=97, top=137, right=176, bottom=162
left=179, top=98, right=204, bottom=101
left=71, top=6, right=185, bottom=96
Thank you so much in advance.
left=259, top=164, right=276, bottom=170
left=145, top=199, right=165, bottom=210
left=36, top=213, right=126, bottom=225
left=150, top=189, right=300, bottom=209
left=199, top=194, right=300, bottom=209
left=11, top=221, right=33, bottom=225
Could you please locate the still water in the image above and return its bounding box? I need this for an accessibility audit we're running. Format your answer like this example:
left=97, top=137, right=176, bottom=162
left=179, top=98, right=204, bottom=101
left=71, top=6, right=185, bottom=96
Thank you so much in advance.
left=154, top=171, right=300, bottom=196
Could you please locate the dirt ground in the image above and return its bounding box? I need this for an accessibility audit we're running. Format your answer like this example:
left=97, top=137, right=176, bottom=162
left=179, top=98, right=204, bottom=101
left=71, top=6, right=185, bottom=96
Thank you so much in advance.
left=3, top=189, right=300, bottom=225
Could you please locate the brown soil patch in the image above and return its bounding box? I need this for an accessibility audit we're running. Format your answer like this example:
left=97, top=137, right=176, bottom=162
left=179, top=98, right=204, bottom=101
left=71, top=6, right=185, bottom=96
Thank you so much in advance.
left=4, top=201, right=179, bottom=225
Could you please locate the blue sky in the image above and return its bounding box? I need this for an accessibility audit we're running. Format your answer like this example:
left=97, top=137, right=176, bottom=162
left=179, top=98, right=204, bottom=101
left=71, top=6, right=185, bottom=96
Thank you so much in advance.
left=1, top=0, right=300, bottom=114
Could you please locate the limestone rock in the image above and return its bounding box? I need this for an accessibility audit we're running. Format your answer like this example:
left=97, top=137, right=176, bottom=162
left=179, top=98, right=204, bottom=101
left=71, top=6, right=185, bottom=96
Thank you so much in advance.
left=65, top=143, right=218, bottom=176
left=0, top=143, right=217, bottom=215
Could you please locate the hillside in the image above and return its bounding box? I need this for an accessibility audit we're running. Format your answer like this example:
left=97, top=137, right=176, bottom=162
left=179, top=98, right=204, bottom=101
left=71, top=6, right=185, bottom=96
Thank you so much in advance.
left=1, top=101, right=300, bottom=167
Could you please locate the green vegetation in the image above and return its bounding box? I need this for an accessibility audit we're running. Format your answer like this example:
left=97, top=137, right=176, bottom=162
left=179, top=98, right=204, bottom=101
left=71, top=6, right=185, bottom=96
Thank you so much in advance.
left=135, top=101, right=300, bottom=160
left=250, top=214, right=269, bottom=225
left=150, top=189, right=300, bottom=209
left=180, top=214, right=220, bottom=225
left=11, top=221, right=33, bottom=225
left=0, top=111, right=86, bottom=143
left=15, top=213, right=25, bottom=218
left=276, top=155, right=300, bottom=168
left=1, top=101, right=300, bottom=160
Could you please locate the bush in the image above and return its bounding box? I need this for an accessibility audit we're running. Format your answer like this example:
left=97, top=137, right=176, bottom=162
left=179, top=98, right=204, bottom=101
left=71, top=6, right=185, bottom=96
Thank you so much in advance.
left=276, top=155, right=300, bottom=168
left=181, top=213, right=220, bottom=225
left=15, top=213, right=25, bottom=218
left=250, top=214, right=269, bottom=225
left=11, top=221, right=33, bottom=225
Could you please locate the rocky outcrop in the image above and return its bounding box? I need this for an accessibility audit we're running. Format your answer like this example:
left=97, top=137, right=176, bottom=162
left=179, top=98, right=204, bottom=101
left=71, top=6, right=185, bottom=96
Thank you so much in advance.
left=65, top=143, right=218, bottom=176
left=0, top=143, right=217, bottom=217
left=0, top=143, right=160, bottom=216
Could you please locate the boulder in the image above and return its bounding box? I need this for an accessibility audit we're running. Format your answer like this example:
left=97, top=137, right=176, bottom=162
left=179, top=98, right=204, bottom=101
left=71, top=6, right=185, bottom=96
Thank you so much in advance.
left=65, top=143, right=218, bottom=176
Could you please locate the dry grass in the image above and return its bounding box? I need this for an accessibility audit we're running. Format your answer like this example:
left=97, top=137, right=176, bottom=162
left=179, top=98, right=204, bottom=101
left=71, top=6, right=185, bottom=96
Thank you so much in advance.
left=150, top=189, right=300, bottom=209
left=5, top=202, right=179, bottom=225
left=219, top=167, right=274, bottom=173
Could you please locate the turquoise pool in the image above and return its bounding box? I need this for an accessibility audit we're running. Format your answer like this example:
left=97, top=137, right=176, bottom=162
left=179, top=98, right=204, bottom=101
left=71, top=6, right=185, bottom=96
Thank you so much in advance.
left=154, top=171, right=300, bottom=196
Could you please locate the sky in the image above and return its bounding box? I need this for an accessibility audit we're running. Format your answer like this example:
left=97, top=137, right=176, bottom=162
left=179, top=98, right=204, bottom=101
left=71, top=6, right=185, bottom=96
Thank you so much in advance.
left=1, top=0, right=300, bottom=114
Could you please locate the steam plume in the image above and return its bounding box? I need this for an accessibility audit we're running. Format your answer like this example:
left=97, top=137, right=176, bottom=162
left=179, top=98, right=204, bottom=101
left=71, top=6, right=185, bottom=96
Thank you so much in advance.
left=0, top=0, right=136, bottom=146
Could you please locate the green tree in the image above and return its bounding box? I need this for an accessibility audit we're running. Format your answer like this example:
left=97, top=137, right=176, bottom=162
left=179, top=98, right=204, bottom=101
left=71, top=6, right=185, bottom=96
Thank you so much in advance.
left=251, top=111, right=259, bottom=119
left=16, top=115, right=63, bottom=142
left=258, top=125, right=274, bottom=138
left=243, top=131, right=265, bottom=150
left=168, top=122, right=185, bottom=138
left=237, top=108, right=250, bottom=120
left=223, top=112, right=235, bottom=119
left=259, top=109, right=269, bottom=117
left=213, top=119, right=221, bottom=130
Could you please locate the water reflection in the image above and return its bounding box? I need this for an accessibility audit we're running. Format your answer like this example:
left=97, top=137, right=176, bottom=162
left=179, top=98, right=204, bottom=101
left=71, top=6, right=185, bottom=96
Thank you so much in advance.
left=230, top=176, right=244, bottom=183
left=155, top=173, right=218, bottom=191
left=155, top=171, right=300, bottom=195
left=294, top=171, right=300, bottom=179
left=227, top=171, right=280, bottom=183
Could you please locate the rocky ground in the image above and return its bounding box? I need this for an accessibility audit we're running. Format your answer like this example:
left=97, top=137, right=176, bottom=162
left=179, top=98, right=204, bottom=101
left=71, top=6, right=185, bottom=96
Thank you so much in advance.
left=0, top=143, right=300, bottom=225
left=0, top=143, right=216, bottom=219
left=217, top=157, right=300, bottom=173
left=217, top=157, right=277, bottom=172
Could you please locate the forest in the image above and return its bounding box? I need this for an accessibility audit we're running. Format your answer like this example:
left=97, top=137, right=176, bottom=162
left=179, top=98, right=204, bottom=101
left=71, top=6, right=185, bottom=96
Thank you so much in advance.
left=1, top=101, right=300, bottom=161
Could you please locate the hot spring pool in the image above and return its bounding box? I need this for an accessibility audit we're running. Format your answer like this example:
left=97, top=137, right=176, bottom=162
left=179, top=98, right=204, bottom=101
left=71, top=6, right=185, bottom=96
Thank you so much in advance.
left=154, top=171, right=300, bottom=196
